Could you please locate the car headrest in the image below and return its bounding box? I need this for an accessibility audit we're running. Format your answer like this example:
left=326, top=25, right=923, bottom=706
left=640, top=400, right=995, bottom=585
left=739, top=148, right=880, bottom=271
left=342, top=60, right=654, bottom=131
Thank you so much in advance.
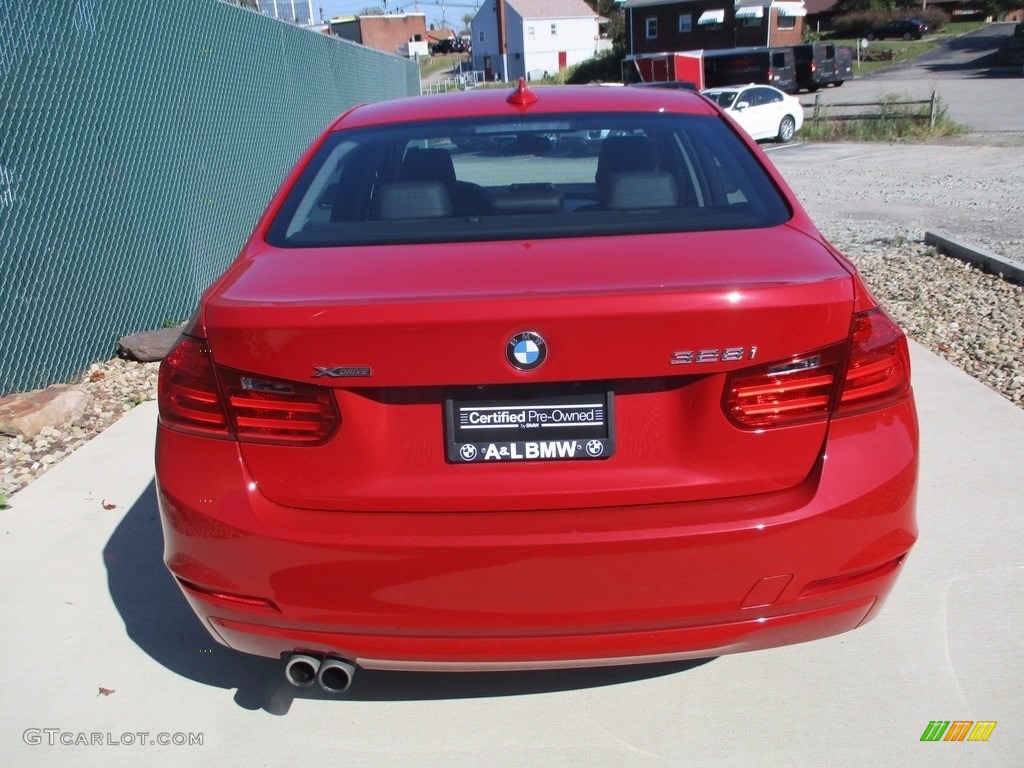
left=600, top=172, right=678, bottom=210
left=372, top=181, right=453, bottom=219
left=595, top=136, right=658, bottom=184
left=401, top=147, right=457, bottom=189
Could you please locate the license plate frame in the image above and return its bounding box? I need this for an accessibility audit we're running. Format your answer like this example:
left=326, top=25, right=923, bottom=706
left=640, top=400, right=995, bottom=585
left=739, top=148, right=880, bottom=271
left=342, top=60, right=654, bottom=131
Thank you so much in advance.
left=445, top=385, right=615, bottom=463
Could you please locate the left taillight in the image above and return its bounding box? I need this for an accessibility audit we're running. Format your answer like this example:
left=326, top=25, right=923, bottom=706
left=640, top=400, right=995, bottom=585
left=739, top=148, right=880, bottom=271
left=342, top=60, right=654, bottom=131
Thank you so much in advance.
left=159, top=336, right=230, bottom=437
left=158, top=336, right=339, bottom=445
left=217, top=368, right=338, bottom=445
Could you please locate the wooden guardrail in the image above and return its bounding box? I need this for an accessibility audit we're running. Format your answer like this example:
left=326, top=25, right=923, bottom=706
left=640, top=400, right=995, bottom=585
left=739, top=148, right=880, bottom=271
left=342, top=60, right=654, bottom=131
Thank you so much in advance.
left=801, top=91, right=939, bottom=129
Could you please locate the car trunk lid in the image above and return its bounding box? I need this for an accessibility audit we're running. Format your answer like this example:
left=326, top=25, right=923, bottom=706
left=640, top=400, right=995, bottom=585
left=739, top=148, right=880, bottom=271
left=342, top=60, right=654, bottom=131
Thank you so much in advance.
left=201, top=227, right=854, bottom=511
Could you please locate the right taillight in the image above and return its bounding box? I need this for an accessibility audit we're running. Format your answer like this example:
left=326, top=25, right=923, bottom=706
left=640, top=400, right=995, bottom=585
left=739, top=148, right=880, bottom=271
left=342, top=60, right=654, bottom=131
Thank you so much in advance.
left=724, top=307, right=911, bottom=429
left=836, top=306, right=911, bottom=416
left=724, top=344, right=845, bottom=429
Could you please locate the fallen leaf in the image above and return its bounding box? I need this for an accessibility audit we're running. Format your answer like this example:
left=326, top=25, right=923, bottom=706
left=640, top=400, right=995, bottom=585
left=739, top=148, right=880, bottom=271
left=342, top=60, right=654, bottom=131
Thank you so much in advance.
left=97, top=687, right=115, bottom=696
left=102, top=500, right=117, bottom=510
left=89, top=371, right=106, bottom=382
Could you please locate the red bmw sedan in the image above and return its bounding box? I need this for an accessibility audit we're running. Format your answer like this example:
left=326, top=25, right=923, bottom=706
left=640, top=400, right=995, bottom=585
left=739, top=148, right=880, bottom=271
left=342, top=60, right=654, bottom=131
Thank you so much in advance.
left=156, top=81, right=917, bottom=692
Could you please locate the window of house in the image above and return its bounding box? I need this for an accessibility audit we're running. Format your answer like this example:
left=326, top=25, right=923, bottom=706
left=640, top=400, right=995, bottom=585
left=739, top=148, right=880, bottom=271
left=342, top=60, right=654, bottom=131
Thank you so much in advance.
left=645, top=16, right=657, bottom=39
left=678, top=14, right=692, bottom=33
left=778, top=15, right=796, bottom=30
left=551, top=23, right=557, bottom=36
left=528, top=26, right=535, bottom=40
left=478, top=31, right=484, bottom=43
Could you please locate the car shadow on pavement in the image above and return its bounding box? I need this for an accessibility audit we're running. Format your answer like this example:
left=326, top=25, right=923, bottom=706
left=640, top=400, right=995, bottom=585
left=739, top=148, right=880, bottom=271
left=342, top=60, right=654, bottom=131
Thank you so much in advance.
left=105, top=482, right=713, bottom=714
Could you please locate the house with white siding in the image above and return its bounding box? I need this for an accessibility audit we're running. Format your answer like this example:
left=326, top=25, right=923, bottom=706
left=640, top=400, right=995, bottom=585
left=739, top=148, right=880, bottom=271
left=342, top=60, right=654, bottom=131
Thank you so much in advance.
left=471, top=0, right=604, bottom=82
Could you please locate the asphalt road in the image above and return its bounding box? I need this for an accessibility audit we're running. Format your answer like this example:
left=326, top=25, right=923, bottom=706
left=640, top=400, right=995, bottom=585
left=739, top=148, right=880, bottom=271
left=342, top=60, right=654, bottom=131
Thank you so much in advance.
left=808, top=23, right=1024, bottom=134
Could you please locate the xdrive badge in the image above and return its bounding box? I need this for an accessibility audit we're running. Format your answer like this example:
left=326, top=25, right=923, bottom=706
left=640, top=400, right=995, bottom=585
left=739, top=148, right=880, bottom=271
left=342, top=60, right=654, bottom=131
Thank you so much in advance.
left=312, top=366, right=372, bottom=378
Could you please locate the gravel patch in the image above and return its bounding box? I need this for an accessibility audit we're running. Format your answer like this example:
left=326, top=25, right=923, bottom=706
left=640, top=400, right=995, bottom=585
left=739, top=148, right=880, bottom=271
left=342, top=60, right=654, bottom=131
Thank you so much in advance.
left=820, top=221, right=1024, bottom=408
left=769, top=142, right=1024, bottom=267
left=771, top=142, right=1024, bottom=409
left=1, top=359, right=159, bottom=502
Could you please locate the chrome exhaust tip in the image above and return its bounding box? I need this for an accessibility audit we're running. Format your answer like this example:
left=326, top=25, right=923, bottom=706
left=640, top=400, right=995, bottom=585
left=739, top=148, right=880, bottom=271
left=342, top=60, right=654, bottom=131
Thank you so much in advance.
left=316, top=657, right=356, bottom=693
left=284, top=653, right=321, bottom=687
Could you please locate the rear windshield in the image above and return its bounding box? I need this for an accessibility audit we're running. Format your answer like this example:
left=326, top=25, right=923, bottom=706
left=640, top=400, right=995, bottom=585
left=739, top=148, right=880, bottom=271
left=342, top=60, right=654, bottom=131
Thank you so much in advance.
left=703, top=91, right=738, bottom=108
left=265, top=111, right=791, bottom=247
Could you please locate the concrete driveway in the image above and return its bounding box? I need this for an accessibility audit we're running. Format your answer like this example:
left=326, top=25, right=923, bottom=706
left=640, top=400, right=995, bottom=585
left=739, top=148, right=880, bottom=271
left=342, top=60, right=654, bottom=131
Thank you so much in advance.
left=1, top=341, right=1021, bottom=767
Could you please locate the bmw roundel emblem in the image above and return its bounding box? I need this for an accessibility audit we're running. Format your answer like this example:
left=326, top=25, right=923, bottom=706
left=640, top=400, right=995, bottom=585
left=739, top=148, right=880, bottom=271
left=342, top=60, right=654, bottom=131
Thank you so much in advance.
left=506, top=331, right=547, bottom=371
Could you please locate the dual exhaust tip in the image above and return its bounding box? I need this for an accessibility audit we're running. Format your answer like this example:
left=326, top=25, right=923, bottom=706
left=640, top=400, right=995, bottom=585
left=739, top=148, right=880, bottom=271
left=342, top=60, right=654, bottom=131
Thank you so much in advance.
left=285, top=654, right=355, bottom=694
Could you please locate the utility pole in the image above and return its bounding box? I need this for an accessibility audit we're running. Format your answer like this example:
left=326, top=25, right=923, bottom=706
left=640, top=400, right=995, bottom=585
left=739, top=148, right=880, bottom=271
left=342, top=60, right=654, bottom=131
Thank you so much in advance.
left=497, top=0, right=508, bottom=82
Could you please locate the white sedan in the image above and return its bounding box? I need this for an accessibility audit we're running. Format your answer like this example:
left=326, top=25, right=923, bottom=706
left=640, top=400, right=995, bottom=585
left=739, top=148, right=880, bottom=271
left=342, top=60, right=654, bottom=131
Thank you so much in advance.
left=702, top=85, right=804, bottom=143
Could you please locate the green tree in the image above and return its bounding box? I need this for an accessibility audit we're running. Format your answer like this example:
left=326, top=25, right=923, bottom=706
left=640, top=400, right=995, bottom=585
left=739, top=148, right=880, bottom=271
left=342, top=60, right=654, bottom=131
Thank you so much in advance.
left=586, top=0, right=626, bottom=53
left=833, top=0, right=904, bottom=11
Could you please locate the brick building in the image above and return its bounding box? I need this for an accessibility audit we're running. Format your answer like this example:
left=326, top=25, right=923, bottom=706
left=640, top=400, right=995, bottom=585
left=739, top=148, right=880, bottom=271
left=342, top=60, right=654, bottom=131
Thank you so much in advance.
left=329, top=13, right=429, bottom=57
left=624, top=0, right=806, bottom=54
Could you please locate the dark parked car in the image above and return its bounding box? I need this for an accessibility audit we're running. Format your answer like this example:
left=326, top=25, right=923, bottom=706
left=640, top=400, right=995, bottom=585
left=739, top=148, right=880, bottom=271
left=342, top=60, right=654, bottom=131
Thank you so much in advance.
left=866, top=19, right=929, bottom=41
left=793, top=42, right=853, bottom=91
left=431, top=38, right=467, bottom=55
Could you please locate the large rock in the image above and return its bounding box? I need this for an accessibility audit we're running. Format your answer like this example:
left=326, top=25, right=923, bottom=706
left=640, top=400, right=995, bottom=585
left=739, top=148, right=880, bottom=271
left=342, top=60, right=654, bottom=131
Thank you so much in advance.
left=118, top=325, right=185, bottom=362
left=0, top=385, right=92, bottom=439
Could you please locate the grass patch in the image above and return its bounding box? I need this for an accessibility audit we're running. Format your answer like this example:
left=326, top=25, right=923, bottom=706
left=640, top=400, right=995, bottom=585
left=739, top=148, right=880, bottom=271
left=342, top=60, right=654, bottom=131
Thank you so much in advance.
left=941, top=22, right=989, bottom=35
left=418, top=53, right=468, bottom=79
left=801, top=92, right=971, bottom=141
left=0, top=492, right=8, bottom=510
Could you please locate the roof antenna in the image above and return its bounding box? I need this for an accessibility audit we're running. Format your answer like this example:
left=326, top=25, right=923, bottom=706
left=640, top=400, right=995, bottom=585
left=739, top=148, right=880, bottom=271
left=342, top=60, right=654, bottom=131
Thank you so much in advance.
left=506, top=77, right=539, bottom=108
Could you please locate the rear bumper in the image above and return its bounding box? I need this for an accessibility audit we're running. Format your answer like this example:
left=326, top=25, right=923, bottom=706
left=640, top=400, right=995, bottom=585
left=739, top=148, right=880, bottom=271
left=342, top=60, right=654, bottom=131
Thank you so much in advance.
left=204, top=594, right=883, bottom=671
left=155, top=400, right=917, bottom=670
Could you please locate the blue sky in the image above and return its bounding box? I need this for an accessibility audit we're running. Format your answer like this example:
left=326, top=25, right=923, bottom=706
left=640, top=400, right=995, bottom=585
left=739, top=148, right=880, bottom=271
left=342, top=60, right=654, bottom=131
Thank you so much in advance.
left=314, top=1, right=481, bottom=30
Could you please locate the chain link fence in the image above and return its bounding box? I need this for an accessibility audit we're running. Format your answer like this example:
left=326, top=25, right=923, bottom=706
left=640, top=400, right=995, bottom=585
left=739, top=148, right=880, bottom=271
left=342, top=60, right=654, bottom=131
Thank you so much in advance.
left=0, top=0, right=419, bottom=395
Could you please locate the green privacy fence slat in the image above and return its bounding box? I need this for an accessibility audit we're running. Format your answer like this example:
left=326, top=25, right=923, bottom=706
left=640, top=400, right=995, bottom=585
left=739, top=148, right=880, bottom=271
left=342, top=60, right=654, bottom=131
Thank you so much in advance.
left=0, top=0, right=419, bottom=395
